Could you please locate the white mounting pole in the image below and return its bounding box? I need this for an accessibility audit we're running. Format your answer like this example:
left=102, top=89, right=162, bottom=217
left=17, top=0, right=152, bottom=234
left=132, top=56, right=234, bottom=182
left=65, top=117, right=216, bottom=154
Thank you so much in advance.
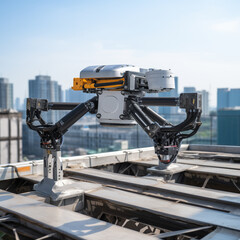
left=43, top=149, right=63, bottom=181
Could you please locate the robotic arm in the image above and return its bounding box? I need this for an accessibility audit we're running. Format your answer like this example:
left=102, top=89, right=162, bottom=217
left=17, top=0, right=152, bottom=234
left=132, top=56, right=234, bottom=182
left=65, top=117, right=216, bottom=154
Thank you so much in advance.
left=127, top=94, right=201, bottom=163
left=26, top=96, right=98, bottom=151
left=26, top=64, right=202, bottom=171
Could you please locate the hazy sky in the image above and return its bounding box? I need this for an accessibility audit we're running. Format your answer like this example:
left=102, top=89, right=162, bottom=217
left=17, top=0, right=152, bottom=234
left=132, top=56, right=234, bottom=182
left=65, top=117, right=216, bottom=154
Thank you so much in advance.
left=0, top=0, right=240, bottom=107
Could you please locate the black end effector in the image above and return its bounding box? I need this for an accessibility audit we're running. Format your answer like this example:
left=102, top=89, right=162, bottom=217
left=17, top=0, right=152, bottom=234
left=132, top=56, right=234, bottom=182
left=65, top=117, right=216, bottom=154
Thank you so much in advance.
left=26, top=98, right=48, bottom=125
left=179, top=93, right=202, bottom=110
left=27, top=98, right=48, bottom=112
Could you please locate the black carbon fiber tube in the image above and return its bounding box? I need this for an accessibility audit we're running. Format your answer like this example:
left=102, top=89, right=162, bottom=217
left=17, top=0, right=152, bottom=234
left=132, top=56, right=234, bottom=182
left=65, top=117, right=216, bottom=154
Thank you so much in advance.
left=128, top=100, right=153, bottom=129
left=55, top=96, right=97, bottom=134
left=48, top=102, right=80, bottom=110
left=141, top=106, right=173, bottom=126
left=141, top=97, right=179, bottom=106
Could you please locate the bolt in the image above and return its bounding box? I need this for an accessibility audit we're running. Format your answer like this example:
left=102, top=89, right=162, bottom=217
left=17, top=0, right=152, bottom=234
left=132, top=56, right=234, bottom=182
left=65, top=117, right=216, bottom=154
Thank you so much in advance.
left=119, top=115, right=124, bottom=120
left=96, top=113, right=101, bottom=119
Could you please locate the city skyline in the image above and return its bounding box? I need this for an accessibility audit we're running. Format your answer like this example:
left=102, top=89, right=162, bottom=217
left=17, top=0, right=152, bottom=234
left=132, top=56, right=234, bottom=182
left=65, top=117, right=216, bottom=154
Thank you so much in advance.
left=1, top=0, right=240, bottom=107
left=7, top=73, right=214, bottom=111
left=5, top=70, right=240, bottom=116
left=0, top=71, right=217, bottom=106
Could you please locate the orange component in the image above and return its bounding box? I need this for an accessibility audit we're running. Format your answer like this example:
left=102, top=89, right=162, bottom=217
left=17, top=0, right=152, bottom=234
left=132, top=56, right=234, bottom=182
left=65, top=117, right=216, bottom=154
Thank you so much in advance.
left=72, top=78, right=86, bottom=90
left=17, top=166, right=31, bottom=172
left=72, top=77, right=125, bottom=91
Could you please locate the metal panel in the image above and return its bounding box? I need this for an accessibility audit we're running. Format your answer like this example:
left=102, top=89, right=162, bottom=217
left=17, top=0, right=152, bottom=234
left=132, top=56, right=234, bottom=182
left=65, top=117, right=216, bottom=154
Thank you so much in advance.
left=202, top=227, right=240, bottom=240
left=188, top=166, right=240, bottom=178
left=130, top=158, right=240, bottom=178
left=0, top=190, right=158, bottom=240
left=0, top=118, right=8, bottom=137
left=86, top=187, right=240, bottom=231
left=178, top=159, right=240, bottom=170
left=10, top=117, right=18, bottom=137
left=66, top=168, right=240, bottom=207
left=0, top=141, right=8, bottom=165
left=187, top=144, right=240, bottom=154
left=10, top=140, right=18, bottom=163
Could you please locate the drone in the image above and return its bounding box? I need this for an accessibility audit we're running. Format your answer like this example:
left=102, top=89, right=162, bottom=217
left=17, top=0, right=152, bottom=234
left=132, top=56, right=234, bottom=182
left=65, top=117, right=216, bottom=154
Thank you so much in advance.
left=26, top=65, right=202, bottom=181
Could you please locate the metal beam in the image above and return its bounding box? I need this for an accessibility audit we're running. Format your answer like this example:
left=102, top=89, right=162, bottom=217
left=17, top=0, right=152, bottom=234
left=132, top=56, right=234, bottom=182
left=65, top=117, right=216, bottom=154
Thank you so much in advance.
left=0, top=190, right=158, bottom=240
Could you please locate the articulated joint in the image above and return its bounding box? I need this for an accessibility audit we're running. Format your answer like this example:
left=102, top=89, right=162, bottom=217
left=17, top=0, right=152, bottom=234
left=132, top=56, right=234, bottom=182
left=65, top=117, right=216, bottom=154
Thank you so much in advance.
left=85, top=101, right=95, bottom=111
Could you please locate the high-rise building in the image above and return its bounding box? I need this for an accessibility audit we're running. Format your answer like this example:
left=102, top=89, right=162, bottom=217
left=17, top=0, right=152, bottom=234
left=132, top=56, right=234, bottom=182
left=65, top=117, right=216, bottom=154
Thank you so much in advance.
left=217, top=88, right=229, bottom=110
left=183, top=87, right=196, bottom=93
left=15, top=97, right=22, bottom=111
left=0, top=78, right=13, bottom=110
left=158, top=76, right=179, bottom=118
left=29, top=75, right=63, bottom=123
left=199, top=90, right=209, bottom=116
left=65, top=88, right=95, bottom=103
left=229, top=89, right=240, bottom=108
left=217, top=88, right=240, bottom=110
left=217, top=108, right=240, bottom=146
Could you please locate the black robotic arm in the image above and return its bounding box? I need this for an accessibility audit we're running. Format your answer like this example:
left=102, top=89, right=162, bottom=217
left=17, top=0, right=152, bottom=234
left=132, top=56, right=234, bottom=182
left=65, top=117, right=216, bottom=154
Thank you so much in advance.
left=126, top=93, right=202, bottom=163
left=26, top=93, right=201, bottom=165
left=26, top=96, right=98, bottom=150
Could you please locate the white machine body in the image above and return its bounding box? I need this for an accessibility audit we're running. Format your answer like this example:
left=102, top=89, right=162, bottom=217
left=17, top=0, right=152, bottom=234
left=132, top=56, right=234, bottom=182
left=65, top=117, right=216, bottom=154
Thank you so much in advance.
left=80, top=64, right=140, bottom=79
left=79, top=64, right=175, bottom=126
left=146, top=69, right=174, bottom=92
left=97, top=91, right=135, bottom=126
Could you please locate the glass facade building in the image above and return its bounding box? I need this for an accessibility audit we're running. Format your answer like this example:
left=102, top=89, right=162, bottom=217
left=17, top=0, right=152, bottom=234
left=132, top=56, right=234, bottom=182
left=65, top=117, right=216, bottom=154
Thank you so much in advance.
left=217, top=88, right=240, bottom=110
left=200, top=90, right=209, bottom=116
left=217, top=108, right=240, bottom=146
left=29, top=75, right=63, bottom=123
left=183, top=87, right=196, bottom=93
left=65, top=88, right=95, bottom=103
left=0, top=78, right=13, bottom=110
left=217, top=88, right=229, bottom=110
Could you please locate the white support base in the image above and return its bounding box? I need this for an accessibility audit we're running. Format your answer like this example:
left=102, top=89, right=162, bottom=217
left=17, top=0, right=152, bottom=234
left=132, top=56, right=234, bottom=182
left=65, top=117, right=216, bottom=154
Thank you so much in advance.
left=147, top=163, right=191, bottom=176
left=33, top=178, right=84, bottom=201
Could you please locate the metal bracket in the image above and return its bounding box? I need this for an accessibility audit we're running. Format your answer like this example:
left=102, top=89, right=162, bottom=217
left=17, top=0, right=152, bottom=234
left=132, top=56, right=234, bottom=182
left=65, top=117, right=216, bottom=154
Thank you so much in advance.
left=43, top=149, right=63, bottom=181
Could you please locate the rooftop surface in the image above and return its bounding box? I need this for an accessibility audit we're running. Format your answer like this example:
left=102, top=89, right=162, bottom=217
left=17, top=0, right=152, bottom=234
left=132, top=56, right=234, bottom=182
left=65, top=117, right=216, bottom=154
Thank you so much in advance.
left=0, top=144, right=240, bottom=239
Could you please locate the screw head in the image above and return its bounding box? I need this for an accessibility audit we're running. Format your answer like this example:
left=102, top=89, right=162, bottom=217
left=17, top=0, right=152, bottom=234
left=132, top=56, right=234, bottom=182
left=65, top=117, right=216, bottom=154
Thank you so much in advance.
left=96, top=113, right=101, bottom=119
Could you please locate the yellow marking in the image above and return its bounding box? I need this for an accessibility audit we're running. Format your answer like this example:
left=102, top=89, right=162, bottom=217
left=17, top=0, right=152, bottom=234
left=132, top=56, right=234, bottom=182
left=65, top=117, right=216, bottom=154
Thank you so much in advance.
left=17, top=166, right=31, bottom=172
left=193, top=98, right=195, bottom=104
